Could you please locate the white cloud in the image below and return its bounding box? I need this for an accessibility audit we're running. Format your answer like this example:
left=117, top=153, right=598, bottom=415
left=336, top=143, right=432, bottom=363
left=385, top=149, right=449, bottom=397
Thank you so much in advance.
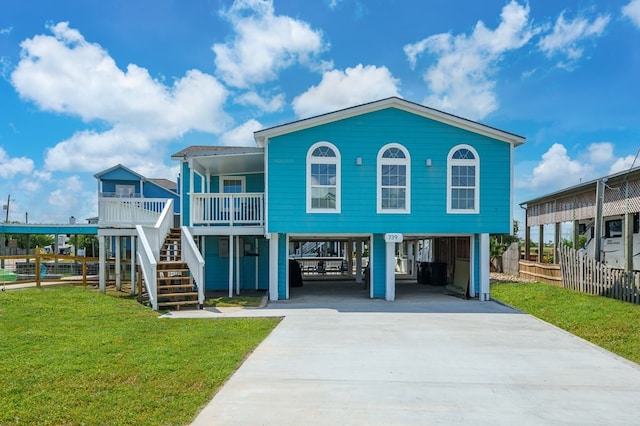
left=0, top=146, right=34, bottom=178
left=588, top=142, right=614, bottom=164
left=623, top=0, right=640, bottom=29
left=525, top=143, right=593, bottom=190
left=19, top=170, right=53, bottom=192
left=0, top=26, right=12, bottom=35
left=219, top=119, right=264, bottom=146
left=327, top=0, right=342, bottom=10
left=235, top=91, right=286, bottom=112
left=609, top=154, right=640, bottom=174
left=404, top=1, right=537, bottom=121
left=292, top=64, right=400, bottom=118
left=213, top=0, right=328, bottom=88
left=11, top=22, right=231, bottom=173
left=538, top=11, right=610, bottom=69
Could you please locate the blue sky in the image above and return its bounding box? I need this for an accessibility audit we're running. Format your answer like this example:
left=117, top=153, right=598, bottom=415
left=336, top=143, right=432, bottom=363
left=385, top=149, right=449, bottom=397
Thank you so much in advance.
left=1, top=0, right=639, bottom=227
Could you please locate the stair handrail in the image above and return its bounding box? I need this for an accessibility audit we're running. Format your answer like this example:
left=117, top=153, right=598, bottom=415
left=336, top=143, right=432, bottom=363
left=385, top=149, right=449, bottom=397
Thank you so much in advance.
left=135, top=199, right=174, bottom=311
left=136, top=224, right=158, bottom=310
left=181, top=226, right=205, bottom=307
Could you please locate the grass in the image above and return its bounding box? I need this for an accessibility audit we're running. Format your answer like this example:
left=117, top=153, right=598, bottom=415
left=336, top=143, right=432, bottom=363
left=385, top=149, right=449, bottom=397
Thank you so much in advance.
left=491, top=282, right=640, bottom=364
left=0, top=285, right=281, bottom=425
left=203, top=295, right=264, bottom=308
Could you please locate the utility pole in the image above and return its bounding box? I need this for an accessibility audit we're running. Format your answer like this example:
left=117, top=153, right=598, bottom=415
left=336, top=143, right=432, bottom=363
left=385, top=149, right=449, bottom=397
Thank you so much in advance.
left=4, top=194, right=10, bottom=223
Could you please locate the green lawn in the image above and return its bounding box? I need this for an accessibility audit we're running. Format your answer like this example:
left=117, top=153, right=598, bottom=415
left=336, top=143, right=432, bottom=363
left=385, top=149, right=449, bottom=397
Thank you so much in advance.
left=0, top=286, right=281, bottom=425
left=491, top=282, right=640, bottom=364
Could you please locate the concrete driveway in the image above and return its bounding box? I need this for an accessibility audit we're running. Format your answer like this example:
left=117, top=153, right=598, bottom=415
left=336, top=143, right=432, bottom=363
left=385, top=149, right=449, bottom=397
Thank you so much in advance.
left=182, top=287, right=640, bottom=425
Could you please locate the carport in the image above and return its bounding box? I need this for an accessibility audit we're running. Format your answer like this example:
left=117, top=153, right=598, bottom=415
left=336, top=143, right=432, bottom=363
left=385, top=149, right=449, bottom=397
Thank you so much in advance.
left=284, top=234, right=474, bottom=301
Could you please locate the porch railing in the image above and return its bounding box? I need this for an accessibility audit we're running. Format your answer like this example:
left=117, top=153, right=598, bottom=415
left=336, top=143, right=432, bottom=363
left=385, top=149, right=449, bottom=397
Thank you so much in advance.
left=99, top=197, right=168, bottom=227
left=191, top=193, right=264, bottom=226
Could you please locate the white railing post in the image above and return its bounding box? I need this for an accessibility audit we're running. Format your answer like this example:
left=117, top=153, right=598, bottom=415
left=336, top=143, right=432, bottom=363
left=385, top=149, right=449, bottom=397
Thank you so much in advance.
left=190, top=193, right=265, bottom=226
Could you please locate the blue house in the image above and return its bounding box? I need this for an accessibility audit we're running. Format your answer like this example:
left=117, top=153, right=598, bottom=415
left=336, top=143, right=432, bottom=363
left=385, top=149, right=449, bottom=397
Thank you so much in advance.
left=96, top=98, right=524, bottom=308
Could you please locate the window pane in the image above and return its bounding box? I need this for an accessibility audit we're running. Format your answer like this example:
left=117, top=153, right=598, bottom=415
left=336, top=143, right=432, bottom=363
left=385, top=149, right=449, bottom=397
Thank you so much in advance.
left=311, top=187, right=336, bottom=209
left=382, top=147, right=406, bottom=159
left=312, top=146, right=336, bottom=157
left=311, top=163, right=336, bottom=186
left=452, top=148, right=475, bottom=160
left=223, top=179, right=243, bottom=193
left=451, top=188, right=475, bottom=210
left=381, top=188, right=406, bottom=209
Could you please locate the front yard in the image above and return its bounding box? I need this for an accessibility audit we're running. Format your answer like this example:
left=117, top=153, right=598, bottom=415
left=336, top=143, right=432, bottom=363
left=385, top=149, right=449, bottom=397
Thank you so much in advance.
left=0, top=286, right=280, bottom=425
left=491, top=282, right=640, bottom=364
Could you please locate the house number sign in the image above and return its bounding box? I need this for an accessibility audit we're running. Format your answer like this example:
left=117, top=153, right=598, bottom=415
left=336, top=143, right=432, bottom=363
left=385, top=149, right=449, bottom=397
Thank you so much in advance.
left=384, top=233, right=403, bottom=243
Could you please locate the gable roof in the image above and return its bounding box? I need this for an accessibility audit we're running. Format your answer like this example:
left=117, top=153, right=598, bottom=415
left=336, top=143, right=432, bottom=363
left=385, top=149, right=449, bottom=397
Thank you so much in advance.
left=253, top=97, right=525, bottom=147
left=93, top=164, right=178, bottom=195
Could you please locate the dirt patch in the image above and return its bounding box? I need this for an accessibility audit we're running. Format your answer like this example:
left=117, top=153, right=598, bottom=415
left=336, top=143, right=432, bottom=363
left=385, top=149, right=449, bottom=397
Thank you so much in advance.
left=490, top=272, right=536, bottom=284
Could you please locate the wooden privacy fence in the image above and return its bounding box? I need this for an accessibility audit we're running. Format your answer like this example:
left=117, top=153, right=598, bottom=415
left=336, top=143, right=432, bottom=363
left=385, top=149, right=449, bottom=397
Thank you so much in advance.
left=518, top=260, right=562, bottom=286
left=557, top=245, right=640, bottom=305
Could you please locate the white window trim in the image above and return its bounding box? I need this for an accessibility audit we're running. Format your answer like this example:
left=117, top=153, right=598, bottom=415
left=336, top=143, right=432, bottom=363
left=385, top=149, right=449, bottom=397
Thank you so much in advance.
left=219, top=175, right=246, bottom=193
left=447, top=144, right=480, bottom=214
left=377, top=143, right=411, bottom=214
left=306, top=141, right=341, bottom=213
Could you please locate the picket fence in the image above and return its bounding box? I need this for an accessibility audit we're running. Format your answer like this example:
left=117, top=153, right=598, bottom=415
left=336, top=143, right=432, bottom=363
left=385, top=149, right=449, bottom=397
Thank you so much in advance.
left=557, top=245, right=640, bottom=305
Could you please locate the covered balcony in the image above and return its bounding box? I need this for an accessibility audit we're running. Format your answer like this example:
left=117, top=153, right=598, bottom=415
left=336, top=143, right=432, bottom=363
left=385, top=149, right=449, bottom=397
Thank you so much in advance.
left=191, top=193, right=264, bottom=227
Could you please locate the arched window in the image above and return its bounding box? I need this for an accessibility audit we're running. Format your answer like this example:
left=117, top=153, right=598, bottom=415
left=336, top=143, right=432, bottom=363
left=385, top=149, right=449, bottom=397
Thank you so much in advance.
left=307, top=142, right=341, bottom=213
left=447, top=145, right=479, bottom=213
left=377, top=143, right=410, bottom=213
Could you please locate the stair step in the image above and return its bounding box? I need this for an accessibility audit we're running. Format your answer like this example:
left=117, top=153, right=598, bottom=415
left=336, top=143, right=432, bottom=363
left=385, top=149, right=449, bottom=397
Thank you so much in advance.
left=158, top=261, right=187, bottom=268
left=157, top=300, right=200, bottom=307
left=157, top=291, right=199, bottom=297
left=158, top=283, right=195, bottom=289
left=157, top=277, right=191, bottom=283
left=157, top=269, right=189, bottom=274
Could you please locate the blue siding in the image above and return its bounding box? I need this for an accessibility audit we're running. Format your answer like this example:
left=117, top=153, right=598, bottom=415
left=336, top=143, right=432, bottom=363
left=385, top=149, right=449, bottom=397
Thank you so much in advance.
left=98, top=168, right=140, bottom=181
left=371, top=234, right=386, bottom=298
left=101, top=179, right=141, bottom=195
left=267, top=108, right=512, bottom=235
left=203, top=236, right=269, bottom=291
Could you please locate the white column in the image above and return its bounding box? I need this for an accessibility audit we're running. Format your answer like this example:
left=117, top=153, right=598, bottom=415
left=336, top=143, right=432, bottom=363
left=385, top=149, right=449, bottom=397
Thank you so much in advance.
left=285, top=234, right=290, bottom=300
left=98, top=235, right=106, bottom=293
left=355, top=240, right=363, bottom=284
left=130, top=237, right=136, bottom=295
left=228, top=236, right=234, bottom=298
left=385, top=241, right=395, bottom=301
left=268, top=233, right=279, bottom=301
left=115, top=236, right=121, bottom=291
left=479, top=233, right=490, bottom=301
left=235, top=235, right=240, bottom=295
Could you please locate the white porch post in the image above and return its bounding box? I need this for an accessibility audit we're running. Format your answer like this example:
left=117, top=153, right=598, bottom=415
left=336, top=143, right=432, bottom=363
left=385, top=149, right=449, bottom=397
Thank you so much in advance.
left=268, top=233, right=279, bottom=301
left=355, top=240, right=363, bottom=284
left=99, top=235, right=106, bottom=293
left=479, top=233, right=490, bottom=301
left=130, top=237, right=136, bottom=295
left=189, top=159, right=194, bottom=227
left=235, top=235, right=240, bottom=295
left=115, top=236, right=121, bottom=291
left=385, top=241, right=395, bottom=301
left=228, top=236, right=234, bottom=298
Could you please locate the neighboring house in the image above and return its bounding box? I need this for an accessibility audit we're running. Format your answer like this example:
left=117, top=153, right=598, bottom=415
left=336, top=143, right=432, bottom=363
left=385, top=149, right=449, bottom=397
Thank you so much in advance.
left=520, top=166, right=640, bottom=271
left=96, top=97, right=525, bottom=308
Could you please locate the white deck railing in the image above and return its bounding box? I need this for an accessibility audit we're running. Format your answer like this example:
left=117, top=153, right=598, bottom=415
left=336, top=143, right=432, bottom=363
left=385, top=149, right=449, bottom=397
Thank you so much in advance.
left=181, top=226, right=205, bottom=307
left=99, top=197, right=168, bottom=227
left=191, top=193, right=264, bottom=226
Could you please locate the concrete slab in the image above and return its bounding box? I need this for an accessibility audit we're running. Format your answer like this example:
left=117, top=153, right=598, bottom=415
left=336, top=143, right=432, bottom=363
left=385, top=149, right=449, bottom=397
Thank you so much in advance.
left=185, top=287, right=640, bottom=425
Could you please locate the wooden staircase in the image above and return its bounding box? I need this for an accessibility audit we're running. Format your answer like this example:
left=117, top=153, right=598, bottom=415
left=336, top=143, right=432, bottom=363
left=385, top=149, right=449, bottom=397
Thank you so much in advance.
left=138, top=228, right=200, bottom=310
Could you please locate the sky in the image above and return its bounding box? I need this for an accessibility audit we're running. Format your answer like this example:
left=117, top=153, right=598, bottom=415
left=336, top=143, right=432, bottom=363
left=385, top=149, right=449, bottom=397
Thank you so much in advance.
left=1, top=0, right=639, bottom=229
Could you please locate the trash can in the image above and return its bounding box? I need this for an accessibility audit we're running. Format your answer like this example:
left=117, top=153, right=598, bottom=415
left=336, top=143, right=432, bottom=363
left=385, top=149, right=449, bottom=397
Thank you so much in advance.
left=418, top=262, right=430, bottom=284
left=429, top=262, right=447, bottom=286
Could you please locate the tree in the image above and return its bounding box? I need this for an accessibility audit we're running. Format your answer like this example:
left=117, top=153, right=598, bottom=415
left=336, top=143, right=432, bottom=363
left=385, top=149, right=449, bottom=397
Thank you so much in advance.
left=78, top=235, right=99, bottom=257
